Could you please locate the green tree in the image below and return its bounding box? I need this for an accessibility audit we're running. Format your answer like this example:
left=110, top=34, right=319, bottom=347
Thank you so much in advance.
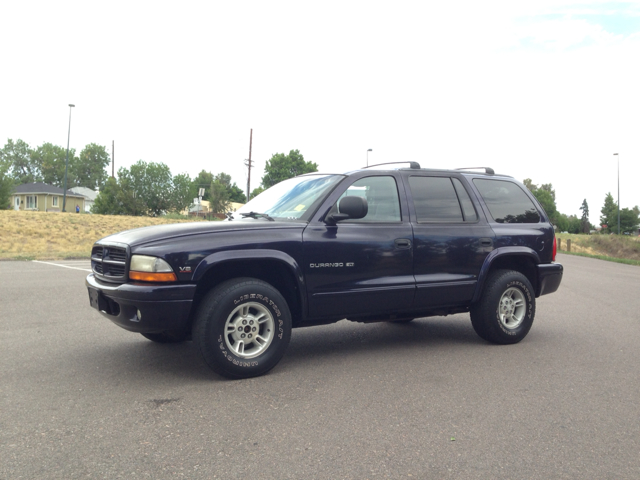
left=261, top=150, right=317, bottom=189
left=192, top=170, right=214, bottom=200
left=92, top=175, right=147, bottom=215
left=532, top=189, right=557, bottom=223
left=213, top=173, right=247, bottom=203
left=619, top=206, right=640, bottom=234
left=539, top=183, right=556, bottom=201
left=209, top=178, right=231, bottom=214
left=1, top=139, right=41, bottom=184
left=600, top=192, right=617, bottom=233
left=120, top=161, right=173, bottom=216
left=171, top=173, right=196, bottom=213
left=522, top=178, right=535, bottom=192
left=73, top=143, right=110, bottom=190
left=579, top=199, right=590, bottom=234
left=92, top=177, right=125, bottom=215
left=0, top=164, right=15, bottom=209
left=192, top=170, right=246, bottom=203
left=250, top=186, right=265, bottom=199
left=30, top=143, right=75, bottom=188
left=523, top=178, right=558, bottom=224
left=228, top=183, right=246, bottom=203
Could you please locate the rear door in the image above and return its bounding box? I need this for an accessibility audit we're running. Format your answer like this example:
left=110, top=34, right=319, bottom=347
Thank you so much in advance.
left=302, top=173, right=415, bottom=319
left=402, top=173, right=494, bottom=308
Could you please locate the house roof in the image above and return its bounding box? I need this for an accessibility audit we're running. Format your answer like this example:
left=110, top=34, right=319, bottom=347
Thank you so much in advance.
left=69, top=186, right=98, bottom=201
left=13, top=182, right=85, bottom=198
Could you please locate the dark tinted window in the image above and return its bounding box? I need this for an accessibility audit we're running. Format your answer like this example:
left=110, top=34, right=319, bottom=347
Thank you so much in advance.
left=473, top=179, right=540, bottom=223
left=452, top=178, right=478, bottom=222
left=409, top=176, right=475, bottom=222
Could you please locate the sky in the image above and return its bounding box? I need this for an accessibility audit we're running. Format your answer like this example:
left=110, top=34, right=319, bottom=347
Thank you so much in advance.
left=1, top=0, right=639, bottom=225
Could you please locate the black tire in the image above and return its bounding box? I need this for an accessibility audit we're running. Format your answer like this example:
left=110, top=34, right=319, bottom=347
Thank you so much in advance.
left=193, top=278, right=292, bottom=379
left=470, top=270, right=536, bottom=345
left=141, top=330, right=189, bottom=343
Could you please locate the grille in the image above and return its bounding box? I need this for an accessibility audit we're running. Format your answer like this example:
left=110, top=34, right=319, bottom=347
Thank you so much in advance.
left=91, top=245, right=128, bottom=282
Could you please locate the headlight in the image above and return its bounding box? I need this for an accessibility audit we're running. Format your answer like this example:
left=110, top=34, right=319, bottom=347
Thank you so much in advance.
left=129, top=255, right=177, bottom=282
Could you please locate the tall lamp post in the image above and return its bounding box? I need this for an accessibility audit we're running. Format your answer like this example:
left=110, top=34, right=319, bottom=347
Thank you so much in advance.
left=62, top=104, right=75, bottom=212
left=367, top=148, right=372, bottom=166
left=614, top=153, right=620, bottom=234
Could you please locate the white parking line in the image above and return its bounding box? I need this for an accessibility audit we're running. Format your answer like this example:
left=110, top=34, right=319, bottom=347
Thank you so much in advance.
left=32, top=260, right=92, bottom=272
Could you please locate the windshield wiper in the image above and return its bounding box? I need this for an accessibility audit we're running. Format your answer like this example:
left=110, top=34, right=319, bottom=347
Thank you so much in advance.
left=240, top=211, right=275, bottom=221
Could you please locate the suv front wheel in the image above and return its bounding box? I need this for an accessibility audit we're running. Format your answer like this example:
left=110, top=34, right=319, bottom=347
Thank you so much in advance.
left=193, top=278, right=292, bottom=379
left=470, top=270, right=536, bottom=344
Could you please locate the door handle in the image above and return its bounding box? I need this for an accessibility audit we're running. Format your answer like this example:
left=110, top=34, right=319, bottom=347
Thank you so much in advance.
left=480, top=238, right=493, bottom=251
left=394, top=238, right=412, bottom=249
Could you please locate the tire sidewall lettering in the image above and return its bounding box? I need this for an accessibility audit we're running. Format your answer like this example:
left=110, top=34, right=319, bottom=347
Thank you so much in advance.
left=217, top=334, right=260, bottom=368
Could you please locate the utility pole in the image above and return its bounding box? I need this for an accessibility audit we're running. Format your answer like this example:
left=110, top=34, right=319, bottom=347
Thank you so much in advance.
left=244, top=129, right=254, bottom=201
left=62, top=104, right=75, bottom=212
left=112, top=140, right=115, bottom=178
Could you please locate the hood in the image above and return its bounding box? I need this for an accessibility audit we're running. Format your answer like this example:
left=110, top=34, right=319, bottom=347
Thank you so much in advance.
left=96, top=219, right=306, bottom=247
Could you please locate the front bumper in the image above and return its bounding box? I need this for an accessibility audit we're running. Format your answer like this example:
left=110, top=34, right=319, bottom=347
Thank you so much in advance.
left=85, top=273, right=196, bottom=333
left=536, top=262, right=563, bottom=297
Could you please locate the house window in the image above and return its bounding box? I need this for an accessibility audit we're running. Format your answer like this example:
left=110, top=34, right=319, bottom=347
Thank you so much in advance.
left=26, top=195, right=38, bottom=209
left=52, top=196, right=59, bottom=207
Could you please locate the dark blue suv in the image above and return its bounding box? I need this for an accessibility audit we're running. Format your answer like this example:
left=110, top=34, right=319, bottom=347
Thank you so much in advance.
left=86, top=163, right=563, bottom=379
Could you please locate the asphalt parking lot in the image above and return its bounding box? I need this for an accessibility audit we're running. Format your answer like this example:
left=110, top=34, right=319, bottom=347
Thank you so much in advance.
left=1, top=254, right=639, bottom=479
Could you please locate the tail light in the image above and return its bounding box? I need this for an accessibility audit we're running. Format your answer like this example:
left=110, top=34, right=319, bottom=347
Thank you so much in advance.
left=552, top=236, right=557, bottom=262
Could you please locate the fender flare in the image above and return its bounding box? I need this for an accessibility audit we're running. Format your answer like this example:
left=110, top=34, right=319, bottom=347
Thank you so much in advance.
left=472, top=247, right=540, bottom=303
left=192, top=249, right=307, bottom=318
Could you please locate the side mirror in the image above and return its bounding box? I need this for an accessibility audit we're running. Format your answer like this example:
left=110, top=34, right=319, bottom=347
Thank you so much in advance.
left=325, top=196, right=368, bottom=225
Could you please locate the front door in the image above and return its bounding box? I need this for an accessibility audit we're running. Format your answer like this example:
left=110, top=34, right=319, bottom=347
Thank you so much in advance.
left=14, top=197, right=20, bottom=210
left=303, top=174, right=415, bottom=319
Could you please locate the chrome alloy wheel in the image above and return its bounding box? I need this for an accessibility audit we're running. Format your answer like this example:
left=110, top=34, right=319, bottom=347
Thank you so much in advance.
left=498, top=287, right=526, bottom=330
left=224, top=302, right=275, bottom=359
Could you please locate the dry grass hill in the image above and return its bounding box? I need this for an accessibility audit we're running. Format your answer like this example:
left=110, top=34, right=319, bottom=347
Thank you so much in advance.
left=0, top=210, right=204, bottom=260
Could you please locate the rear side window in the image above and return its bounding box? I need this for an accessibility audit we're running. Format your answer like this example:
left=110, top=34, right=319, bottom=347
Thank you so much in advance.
left=473, top=179, right=541, bottom=223
left=408, top=176, right=478, bottom=222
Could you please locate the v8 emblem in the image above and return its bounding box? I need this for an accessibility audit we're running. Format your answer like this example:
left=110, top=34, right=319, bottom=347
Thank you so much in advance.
left=179, top=266, right=191, bottom=273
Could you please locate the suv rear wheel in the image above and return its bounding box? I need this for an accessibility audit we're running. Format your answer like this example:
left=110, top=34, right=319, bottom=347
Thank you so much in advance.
left=470, top=270, right=535, bottom=344
left=193, top=278, right=292, bottom=379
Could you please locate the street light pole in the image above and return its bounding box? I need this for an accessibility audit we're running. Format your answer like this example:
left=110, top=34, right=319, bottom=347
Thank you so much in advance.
left=614, top=153, right=620, bottom=234
left=62, top=104, right=75, bottom=212
left=367, top=148, right=372, bottom=167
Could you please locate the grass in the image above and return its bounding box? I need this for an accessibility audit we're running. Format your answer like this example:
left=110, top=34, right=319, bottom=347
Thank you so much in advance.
left=556, top=232, right=640, bottom=266
left=0, top=210, right=205, bottom=260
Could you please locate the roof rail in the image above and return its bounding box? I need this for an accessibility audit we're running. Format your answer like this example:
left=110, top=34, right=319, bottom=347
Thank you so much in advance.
left=456, top=167, right=495, bottom=175
left=364, top=161, right=421, bottom=170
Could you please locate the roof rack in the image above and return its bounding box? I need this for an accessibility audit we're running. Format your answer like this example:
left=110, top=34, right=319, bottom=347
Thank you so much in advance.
left=364, top=161, right=421, bottom=170
left=456, top=167, right=495, bottom=175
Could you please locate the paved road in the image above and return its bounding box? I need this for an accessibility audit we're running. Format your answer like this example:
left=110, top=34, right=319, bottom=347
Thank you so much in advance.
left=1, top=254, right=639, bottom=479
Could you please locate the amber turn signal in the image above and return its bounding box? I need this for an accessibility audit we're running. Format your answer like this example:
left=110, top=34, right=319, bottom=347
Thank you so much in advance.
left=129, top=271, right=177, bottom=282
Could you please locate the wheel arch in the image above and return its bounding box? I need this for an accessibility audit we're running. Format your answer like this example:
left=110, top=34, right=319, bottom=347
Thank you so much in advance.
left=190, top=250, right=306, bottom=328
left=473, top=247, right=540, bottom=303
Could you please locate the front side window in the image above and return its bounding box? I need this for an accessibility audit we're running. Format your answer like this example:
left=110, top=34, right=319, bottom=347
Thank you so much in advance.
left=409, top=176, right=478, bottom=223
left=337, top=176, right=401, bottom=223
left=26, top=195, right=37, bottom=209
left=473, top=179, right=541, bottom=223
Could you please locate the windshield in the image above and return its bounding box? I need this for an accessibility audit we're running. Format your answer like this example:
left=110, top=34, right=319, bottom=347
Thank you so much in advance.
left=233, top=174, right=345, bottom=221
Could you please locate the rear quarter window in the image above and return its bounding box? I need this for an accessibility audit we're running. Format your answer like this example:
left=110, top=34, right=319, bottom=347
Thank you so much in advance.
left=473, top=179, right=541, bottom=223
